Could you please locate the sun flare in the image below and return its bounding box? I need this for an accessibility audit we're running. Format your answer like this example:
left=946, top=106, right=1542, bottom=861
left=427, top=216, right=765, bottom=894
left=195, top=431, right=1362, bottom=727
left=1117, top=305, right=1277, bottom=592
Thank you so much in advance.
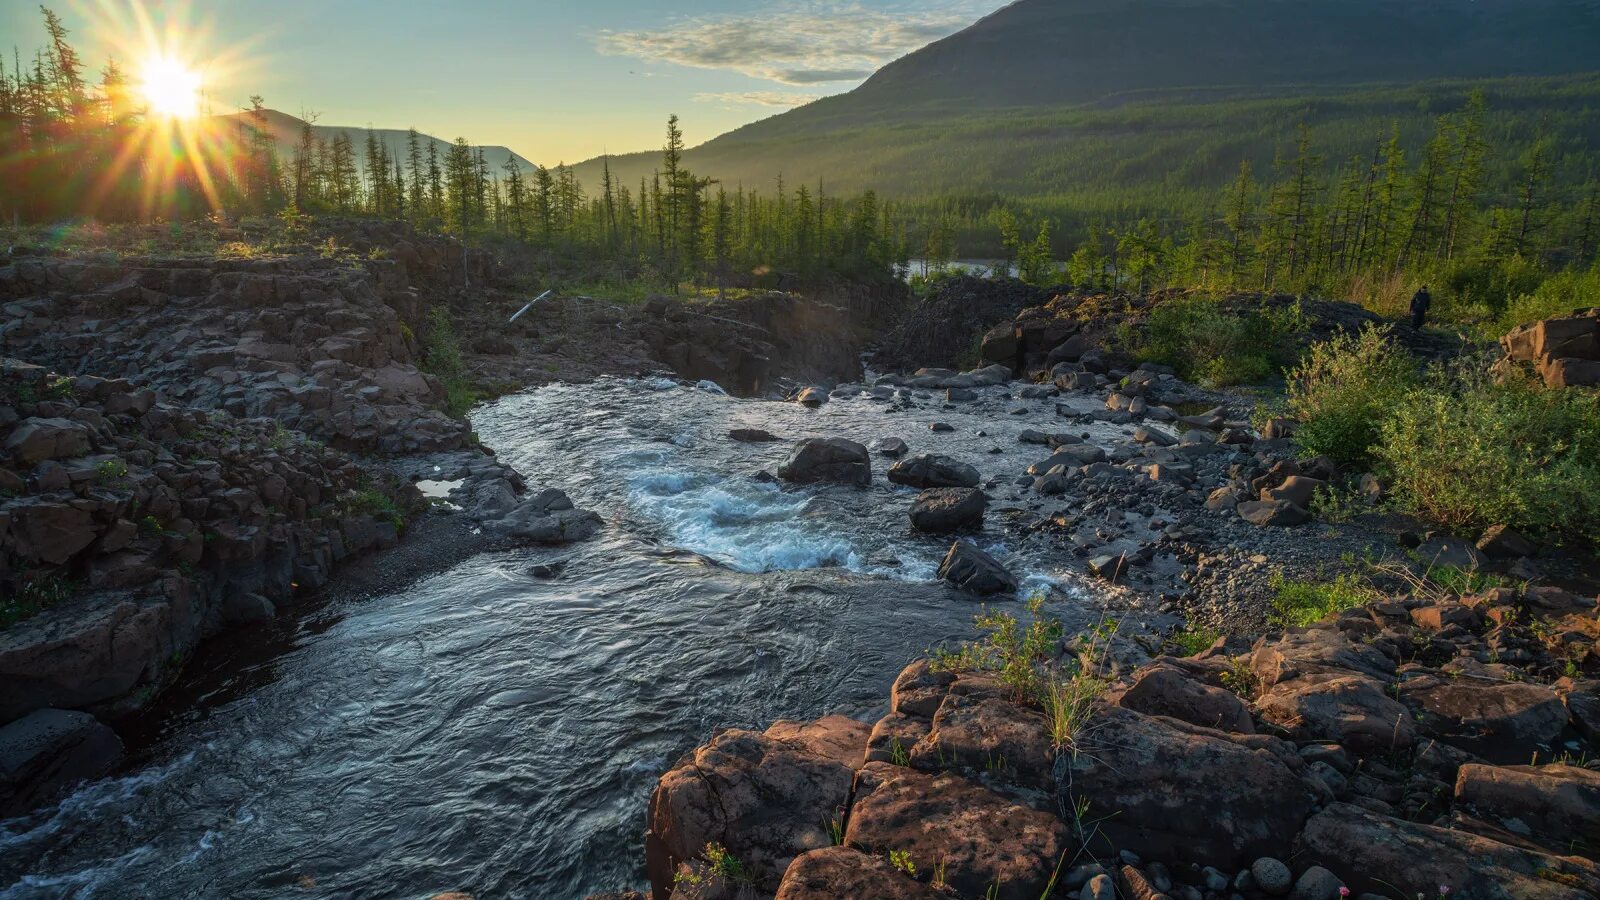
left=138, top=54, right=202, bottom=119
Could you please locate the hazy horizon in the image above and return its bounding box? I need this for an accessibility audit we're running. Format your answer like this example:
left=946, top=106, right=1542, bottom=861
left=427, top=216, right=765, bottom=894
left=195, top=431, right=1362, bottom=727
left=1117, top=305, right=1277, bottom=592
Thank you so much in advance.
left=1, top=0, right=998, bottom=165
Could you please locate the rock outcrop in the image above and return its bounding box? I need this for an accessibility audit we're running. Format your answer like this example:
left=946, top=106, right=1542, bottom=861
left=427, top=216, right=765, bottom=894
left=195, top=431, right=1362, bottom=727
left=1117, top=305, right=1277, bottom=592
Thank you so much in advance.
left=1501, top=309, right=1600, bottom=388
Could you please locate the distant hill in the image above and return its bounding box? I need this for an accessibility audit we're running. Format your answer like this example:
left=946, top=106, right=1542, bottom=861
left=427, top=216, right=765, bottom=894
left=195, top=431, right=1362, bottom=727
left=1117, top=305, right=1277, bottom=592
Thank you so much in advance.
left=211, top=108, right=538, bottom=177
left=568, top=0, right=1600, bottom=214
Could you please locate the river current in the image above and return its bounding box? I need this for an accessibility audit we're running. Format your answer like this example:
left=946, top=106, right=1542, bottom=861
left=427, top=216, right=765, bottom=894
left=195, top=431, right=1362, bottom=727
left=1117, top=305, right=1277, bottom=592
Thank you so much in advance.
left=1, top=376, right=1126, bottom=899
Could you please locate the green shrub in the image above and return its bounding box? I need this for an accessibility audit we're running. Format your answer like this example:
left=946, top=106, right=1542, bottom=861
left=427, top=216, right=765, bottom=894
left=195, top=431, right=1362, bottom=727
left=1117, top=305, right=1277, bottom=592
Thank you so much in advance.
left=1, top=574, right=76, bottom=630
left=1286, top=324, right=1419, bottom=467
left=1269, top=573, right=1377, bottom=627
left=1500, top=266, right=1600, bottom=332
left=1129, top=296, right=1304, bottom=387
left=1376, top=370, right=1600, bottom=543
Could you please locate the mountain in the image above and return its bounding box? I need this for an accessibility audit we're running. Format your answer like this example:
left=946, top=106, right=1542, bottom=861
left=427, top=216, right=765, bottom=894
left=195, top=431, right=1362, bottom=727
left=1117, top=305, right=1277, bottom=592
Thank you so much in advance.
left=211, top=108, right=538, bottom=176
left=568, top=0, right=1600, bottom=210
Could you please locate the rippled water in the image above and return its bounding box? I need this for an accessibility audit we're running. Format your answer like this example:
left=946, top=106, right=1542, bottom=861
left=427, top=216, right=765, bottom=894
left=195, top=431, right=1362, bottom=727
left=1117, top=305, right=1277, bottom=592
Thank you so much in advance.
left=1, top=376, right=1128, bottom=899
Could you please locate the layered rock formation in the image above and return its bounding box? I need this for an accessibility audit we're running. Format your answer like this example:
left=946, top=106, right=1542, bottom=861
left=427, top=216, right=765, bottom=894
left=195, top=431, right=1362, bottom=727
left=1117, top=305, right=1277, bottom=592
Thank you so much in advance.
left=1501, top=309, right=1600, bottom=388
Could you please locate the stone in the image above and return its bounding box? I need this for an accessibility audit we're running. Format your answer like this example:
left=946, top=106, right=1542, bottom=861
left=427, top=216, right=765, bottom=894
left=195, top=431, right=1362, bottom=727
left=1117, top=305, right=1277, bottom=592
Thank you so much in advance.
left=1399, top=675, right=1567, bottom=764
left=1236, top=499, right=1309, bottom=527
left=1542, top=356, right=1600, bottom=387
left=1063, top=707, right=1315, bottom=870
left=1299, top=801, right=1600, bottom=899
left=1257, top=673, right=1416, bottom=756
left=1287, top=866, right=1344, bottom=900
left=1453, top=763, right=1600, bottom=852
left=1080, top=873, right=1115, bottom=900
left=1250, top=858, right=1292, bottom=896
left=870, top=437, right=908, bottom=457
left=1474, top=524, right=1535, bottom=559
left=1088, top=553, right=1128, bottom=582
left=645, top=722, right=864, bottom=894
left=1261, top=475, right=1325, bottom=509
left=846, top=762, right=1070, bottom=900
left=776, top=438, right=871, bottom=487
left=729, top=428, right=780, bottom=443
left=1251, top=629, right=1396, bottom=688
left=774, top=847, right=944, bottom=899
left=483, top=490, right=603, bottom=543
left=4, top=417, right=92, bottom=465
left=937, top=541, right=1017, bottom=596
left=910, top=679, right=1056, bottom=789
left=1117, top=664, right=1254, bottom=733
left=1026, top=445, right=1105, bottom=474
left=891, top=659, right=955, bottom=719
left=795, top=386, right=827, bottom=407
left=0, top=708, right=124, bottom=817
left=1415, top=535, right=1488, bottom=572
left=8, top=499, right=98, bottom=565
left=887, top=453, right=981, bottom=489
left=909, top=487, right=986, bottom=533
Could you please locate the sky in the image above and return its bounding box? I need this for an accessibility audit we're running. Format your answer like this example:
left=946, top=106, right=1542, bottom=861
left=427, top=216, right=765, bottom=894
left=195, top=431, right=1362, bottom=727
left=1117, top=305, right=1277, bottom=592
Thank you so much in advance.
left=4, top=0, right=1001, bottom=164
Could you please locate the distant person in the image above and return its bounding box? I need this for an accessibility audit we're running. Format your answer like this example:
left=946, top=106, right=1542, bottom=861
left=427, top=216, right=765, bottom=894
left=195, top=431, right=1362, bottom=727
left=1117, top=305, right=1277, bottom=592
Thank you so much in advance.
left=1410, top=285, right=1432, bottom=330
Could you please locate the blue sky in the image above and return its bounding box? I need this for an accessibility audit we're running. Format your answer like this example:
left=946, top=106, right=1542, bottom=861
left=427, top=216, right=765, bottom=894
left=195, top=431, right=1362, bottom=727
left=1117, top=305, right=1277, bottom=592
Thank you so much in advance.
left=6, top=0, right=998, bottom=163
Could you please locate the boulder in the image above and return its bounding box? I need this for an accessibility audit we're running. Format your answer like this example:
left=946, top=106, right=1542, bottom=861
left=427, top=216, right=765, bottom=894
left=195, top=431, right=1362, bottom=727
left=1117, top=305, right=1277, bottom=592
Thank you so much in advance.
left=1453, top=763, right=1600, bottom=853
left=1237, top=499, right=1309, bottom=528
left=776, top=438, right=871, bottom=487
left=887, top=453, right=981, bottom=489
left=4, top=417, right=92, bottom=465
left=909, top=487, right=986, bottom=533
left=1252, top=629, right=1397, bottom=689
left=483, top=489, right=602, bottom=543
left=1298, top=801, right=1600, bottom=899
left=729, top=428, right=780, bottom=443
left=1261, top=476, right=1325, bottom=509
left=1542, top=357, right=1600, bottom=387
left=937, top=542, right=1017, bottom=597
left=891, top=659, right=956, bottom=719
left=7, top=499, right=98, bottom=565
left=774, top=847, right=944, bottom=900
left=870, top=437, right=908, bottom=457
left=1026, top=445, right=1106, bottom=474
left=1400, top=675, right=1568, bottom=764
left=910, top=677, right=1056, bottom=789
left=0, top=708, right=124, bottom=817
left=1116, top=664, right=1255, bottom=734
left=645, top=722, right=863, bottom=895
left=1257, top=673, right=1415, bottom=755
left=1476, top=524, right=1536, bottom=559
left=1063, top=706, right=1315, bottom=869
left=980, top=323, right=1022, bottom=367
left=1416, top=535, right=1488, bottom=572
left=846, top=762, right=1070, bottom=900
left=795, top=386, right=827, bottom=407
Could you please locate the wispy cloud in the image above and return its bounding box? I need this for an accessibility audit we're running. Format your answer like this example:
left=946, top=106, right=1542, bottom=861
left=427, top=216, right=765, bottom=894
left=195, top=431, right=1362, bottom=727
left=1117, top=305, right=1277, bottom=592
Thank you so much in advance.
left=693, top=90, right=827, bottom=108
left=596, top=2, right=989, bottom=86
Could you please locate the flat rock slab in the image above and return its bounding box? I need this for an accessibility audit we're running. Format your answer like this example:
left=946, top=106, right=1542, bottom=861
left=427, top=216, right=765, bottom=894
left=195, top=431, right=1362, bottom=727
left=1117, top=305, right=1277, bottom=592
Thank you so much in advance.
left=0, top=708, right=124, bottom=817
left=1399, top=675, right=1567, bottom=764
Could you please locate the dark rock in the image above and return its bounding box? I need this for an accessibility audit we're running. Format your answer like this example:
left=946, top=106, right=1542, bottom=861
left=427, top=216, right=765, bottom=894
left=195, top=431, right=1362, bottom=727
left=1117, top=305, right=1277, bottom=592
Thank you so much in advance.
left=774, top=847, right=944, bottom=899
left=1257, top=673, right=1416, bottom=756
left=870, top=437, right=908, bottom=457
left=1116, top=663, right=1254, bottom=733
left=887, top=453, right=981, bottom=489
left=776, top=438, right=871, bottom=487
left=0, top=708, right=124, bottom=817
left=729, top=428, right=780, bottom=443
left=1399, top=675, right=1567, bottom=764
left=937, top=542, right=1017, bottom=596
left=1476, top=524, right=1536, bottom=559
left=909, top=487, right=986, bottom=533
left=1237, top=499, right=1309, bottom=527
left=1453, top=762, right=1600, bottom=853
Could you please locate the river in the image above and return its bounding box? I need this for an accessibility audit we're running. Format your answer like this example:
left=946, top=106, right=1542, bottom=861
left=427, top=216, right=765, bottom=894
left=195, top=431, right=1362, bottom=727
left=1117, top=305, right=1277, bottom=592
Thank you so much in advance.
left=0, top=375, right=1125, bottom=899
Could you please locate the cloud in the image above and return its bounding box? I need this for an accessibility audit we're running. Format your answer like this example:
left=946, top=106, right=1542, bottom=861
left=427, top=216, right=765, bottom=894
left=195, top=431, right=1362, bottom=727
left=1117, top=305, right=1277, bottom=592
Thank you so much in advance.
left=596, top=2, right=989, bottom=86
left=693, top=90, right=827, bottom=108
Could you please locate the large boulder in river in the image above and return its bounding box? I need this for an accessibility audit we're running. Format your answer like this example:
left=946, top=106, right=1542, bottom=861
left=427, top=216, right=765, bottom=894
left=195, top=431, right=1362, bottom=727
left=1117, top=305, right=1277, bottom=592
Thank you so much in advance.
left=645, top=717, right=868, bottom=895
left=1062, top=706, right=1316, bottom=869
left=776, top=438, right=871, bottom=487
left=482, top=488, right=602, bottom=543
left=937, top=541, right=1016, bottom=596
left=909, top=487, right=986, bottom=533
left=887, top=453, right=980, bottom=489
left=0, top=708, right=124, bottom=817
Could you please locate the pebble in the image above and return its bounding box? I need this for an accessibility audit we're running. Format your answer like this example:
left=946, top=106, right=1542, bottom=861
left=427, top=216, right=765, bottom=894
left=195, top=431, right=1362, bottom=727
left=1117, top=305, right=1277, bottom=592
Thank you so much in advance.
left=1080, top=873, right=1116, bottom=900
left=1288, top=866, right=1345, bottom=900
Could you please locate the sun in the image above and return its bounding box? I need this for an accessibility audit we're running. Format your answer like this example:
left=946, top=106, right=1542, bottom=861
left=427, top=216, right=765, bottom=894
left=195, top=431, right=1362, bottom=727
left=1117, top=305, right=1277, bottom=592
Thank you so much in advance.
left=138, top=54, right=202, bottom=119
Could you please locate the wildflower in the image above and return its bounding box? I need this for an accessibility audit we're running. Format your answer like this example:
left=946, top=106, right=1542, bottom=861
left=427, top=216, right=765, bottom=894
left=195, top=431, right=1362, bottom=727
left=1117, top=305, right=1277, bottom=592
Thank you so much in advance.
left=1339, top=890, right=1350, bottom=899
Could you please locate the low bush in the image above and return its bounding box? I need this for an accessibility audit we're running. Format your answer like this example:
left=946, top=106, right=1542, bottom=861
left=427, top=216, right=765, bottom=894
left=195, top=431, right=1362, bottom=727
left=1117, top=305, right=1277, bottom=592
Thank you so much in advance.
left=1499, top=266, right=1600, bottom=333
left=1286, top=324, right=1420, bottom=467
left=1127, top=296, right=1304, bottom=387
left=1376, top=369, right=1600, bottom=543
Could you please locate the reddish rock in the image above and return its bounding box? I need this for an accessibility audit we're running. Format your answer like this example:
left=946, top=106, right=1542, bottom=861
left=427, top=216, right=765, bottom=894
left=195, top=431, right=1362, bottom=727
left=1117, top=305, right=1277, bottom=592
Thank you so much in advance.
left=864, top=712, right=930, bottom=765
left=1454, top=763, right=1600, bottom=855
left=1116, top=663, right=1254, bottom=733
left=1237, top=499, right=1309, bottom=527
left=774, top=847, right=946, bottom=900
left=762, top=716, right=871, bottom=771
left=1257, top=673, right=1415, bottom=756
left=909, top=678, right=1056, bottom=789
left=1399, top=675, right=1568, bottom=764
left=1298, top=801, right=1600, bottom=899
left=845, top=762, right=1069, bottom=900
left=891, top=659, right=955, bottom=719
left=1064, top=706, right=1315, bottom=869
left=1251, top=628, right=1396, bottom=689
left=646, top=723, right=862, bottom=896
